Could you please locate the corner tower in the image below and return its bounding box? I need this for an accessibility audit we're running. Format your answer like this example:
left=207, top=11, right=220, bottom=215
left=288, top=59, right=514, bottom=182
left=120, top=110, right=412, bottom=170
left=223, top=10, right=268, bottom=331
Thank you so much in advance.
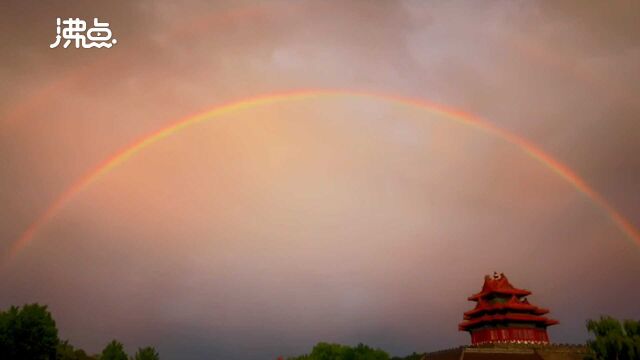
left=458, top=273, right=558, bottom=345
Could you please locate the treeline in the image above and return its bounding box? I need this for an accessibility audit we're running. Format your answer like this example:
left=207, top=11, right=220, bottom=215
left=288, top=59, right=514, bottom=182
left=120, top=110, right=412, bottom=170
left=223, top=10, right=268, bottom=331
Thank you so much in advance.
left=586, top=316, right=640, bottom=360
left=1, top=303, right=638, bottom=360
left=282, top=342, right=426, bottom=360
left=0, top=303, right=159, bottom=360
left=285, top=343, right=390, bottom=360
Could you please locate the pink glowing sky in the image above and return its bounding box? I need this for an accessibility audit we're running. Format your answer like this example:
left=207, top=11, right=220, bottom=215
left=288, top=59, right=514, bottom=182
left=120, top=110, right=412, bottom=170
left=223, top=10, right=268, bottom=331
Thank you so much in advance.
left=1, top=1, right=639, bottom=359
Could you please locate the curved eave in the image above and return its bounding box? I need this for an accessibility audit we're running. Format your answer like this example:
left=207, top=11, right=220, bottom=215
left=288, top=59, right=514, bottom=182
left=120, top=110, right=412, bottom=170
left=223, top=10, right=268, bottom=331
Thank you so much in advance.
left=463, top=303, right=550, bottom=318
left=468, top=289, right=531, bottom=301
left=459, top=314, right=559, bottom=331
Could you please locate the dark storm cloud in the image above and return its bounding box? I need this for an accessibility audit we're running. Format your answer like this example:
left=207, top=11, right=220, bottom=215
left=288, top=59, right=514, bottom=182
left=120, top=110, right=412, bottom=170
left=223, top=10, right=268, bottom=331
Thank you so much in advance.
left=0, top=0, right=155, bottom=106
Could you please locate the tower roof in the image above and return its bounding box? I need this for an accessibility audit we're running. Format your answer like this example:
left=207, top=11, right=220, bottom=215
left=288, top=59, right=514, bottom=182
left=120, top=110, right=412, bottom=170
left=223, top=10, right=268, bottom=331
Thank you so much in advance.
left=468, top=273, right=531, bottom=301
left=463, top=295, right=550, bottom=319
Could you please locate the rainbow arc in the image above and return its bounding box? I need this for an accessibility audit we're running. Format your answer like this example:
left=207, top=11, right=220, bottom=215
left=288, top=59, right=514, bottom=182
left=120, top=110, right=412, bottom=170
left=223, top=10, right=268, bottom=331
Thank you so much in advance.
left=7, top=89, right=639, bottom=262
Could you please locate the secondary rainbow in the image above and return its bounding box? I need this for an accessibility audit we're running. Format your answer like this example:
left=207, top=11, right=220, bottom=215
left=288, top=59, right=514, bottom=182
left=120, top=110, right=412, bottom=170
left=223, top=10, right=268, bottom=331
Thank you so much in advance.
left=7, top=89, right=640, bottom=262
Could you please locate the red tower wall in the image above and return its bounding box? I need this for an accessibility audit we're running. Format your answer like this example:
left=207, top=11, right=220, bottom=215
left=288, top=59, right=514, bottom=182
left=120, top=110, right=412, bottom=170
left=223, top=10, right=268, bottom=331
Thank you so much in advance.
left=470, top=327, right=549, bottom=345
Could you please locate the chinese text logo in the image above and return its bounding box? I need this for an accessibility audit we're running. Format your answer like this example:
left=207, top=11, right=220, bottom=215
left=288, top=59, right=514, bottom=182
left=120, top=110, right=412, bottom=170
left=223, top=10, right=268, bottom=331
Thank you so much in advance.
left=50, top=18, right=117, bottom=49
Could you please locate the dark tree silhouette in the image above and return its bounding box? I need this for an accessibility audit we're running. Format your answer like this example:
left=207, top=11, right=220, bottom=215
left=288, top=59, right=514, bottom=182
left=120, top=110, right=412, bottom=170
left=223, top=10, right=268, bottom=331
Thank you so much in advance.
left=391, top=352, right=424, bottom=360
left=0, top=303, right=59, bottom=360
left=287, top=342, right=389, bottom=360
left=134, top=346, right=160, bottom=360
left=56, top=339, right=97, bottom=360
left=100, top=340, right=128, bottom=360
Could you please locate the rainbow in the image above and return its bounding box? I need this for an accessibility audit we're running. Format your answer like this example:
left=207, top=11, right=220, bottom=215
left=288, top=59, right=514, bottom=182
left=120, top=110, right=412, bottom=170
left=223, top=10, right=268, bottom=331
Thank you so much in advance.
left=6, top=89, right=639, bottom=262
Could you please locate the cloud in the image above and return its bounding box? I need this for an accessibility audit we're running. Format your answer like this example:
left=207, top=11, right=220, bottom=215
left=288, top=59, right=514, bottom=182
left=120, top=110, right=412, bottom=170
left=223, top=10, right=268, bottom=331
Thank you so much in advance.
left=1, top=1, right=639, bottom=358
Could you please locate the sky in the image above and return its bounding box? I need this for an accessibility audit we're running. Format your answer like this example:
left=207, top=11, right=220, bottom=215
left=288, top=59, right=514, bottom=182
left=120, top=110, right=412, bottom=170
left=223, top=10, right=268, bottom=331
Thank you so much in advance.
left=0, top=1, right=639, bottom=359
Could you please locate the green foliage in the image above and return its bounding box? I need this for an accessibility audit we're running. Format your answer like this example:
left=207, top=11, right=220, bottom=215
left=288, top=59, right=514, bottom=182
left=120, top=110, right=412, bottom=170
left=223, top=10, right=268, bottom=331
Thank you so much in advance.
left=57, top=340, right=97, bottom=360
left=390, top=352, right=424, bottom=360
left=100, top=340, right=128, bottom=360
left=0, top=303, right=59, bottom=360
left=625, top=320, right=640, bottom=338
left=288, top=342, right=390, bottom=360
left=586, top=316, right=640, bottom=360
left=0, top=303, right=155, bottom=360
left=134, top=346, right=160, bottom=360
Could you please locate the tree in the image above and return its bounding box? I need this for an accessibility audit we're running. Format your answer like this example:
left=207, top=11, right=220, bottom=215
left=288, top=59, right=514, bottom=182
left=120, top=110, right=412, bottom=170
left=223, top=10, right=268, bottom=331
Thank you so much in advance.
left=390, top=352, right=424, bottom=360
left=134, top=346, right=160, bottom=360
left=56, top=340, right=97, bottom=360
left=350, top=343, right=389, bottom=360
left=0, top=303, right=59, bottom=360
left=586, top=316, right=640, bottom=360
left=100, top=340, right=128, bottom=360
left=288, top=342, right=390, bottom=360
